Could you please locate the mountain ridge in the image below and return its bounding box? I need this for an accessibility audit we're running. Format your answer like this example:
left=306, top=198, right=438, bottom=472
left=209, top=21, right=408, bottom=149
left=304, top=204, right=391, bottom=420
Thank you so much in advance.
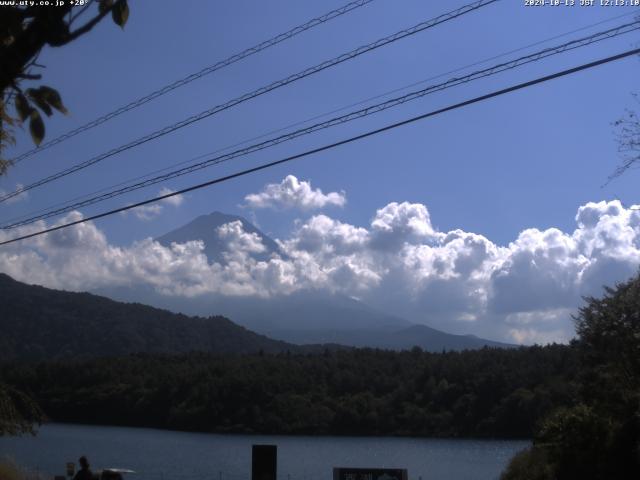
left=0, top=273, right=303, bottom=361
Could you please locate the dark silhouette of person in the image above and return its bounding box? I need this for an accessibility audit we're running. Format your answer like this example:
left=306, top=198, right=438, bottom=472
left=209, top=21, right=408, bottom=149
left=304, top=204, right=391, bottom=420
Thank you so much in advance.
left=73, top=456, right=93, bottom=480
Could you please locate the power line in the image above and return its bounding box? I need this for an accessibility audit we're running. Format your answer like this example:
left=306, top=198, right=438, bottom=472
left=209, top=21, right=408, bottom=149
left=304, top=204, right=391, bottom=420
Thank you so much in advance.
left=8, top=9, right=638, bottom=231
left=6, top=8, right=636, bottom=229
left=5, top=19, right=637, bottom=228
left=9, top=0, right=377, bottom=165
left=2, top=46, right=638, bottom=247
left=4, top=19, right=638, bottom=229
left=0, top=0, right=499, bottom=204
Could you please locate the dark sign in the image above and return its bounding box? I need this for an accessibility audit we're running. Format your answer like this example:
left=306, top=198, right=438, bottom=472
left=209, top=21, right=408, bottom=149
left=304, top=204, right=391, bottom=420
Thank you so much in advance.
left=252, top=444, right=277, bottom=480
left=333, top=468, right=408, bottom=480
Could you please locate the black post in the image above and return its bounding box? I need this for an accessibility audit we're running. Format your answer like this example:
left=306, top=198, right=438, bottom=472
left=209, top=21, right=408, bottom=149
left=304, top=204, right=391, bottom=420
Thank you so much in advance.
left=252, top=444, right=277, bottom=480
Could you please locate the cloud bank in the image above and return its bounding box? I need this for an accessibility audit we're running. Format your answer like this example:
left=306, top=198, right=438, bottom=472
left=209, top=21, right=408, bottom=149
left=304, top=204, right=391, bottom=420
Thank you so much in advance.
left=1, top=198, right=639, bottom=345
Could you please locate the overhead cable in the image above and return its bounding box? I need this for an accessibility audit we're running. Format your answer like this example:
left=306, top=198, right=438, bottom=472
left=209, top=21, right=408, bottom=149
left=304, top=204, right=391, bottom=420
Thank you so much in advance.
left=1, top=46, right=638, bottom=246
left=9, top=0, right=377, bottom=164
left=3, top=19, right=638, bottom=229
left=0, top=0, right=499, bottom=203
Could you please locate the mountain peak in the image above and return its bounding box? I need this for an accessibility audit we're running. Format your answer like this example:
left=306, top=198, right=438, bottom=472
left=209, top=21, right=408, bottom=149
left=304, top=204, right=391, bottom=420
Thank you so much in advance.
left=155, top=211, right=280, bottom=264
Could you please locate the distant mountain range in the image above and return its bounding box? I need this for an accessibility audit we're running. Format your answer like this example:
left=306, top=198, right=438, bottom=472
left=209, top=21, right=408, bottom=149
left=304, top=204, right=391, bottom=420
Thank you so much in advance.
left=269, top=325, right=514, bottom=351
left=0, top=273, right=300, bottom=361
left=105, top=211, right=513, bottom=351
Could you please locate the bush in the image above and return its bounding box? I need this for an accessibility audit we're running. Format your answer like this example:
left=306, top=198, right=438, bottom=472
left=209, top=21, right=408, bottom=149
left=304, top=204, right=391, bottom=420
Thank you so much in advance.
left=0, top=383, right=43, bottom=436
left=0, top=459, right=46, bottom=480
left=500, top=447, right=553, bottom=480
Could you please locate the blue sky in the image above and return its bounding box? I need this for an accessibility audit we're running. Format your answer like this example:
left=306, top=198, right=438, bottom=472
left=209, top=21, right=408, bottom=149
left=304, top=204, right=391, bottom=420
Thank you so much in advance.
left=1, top=0, right=639, bottom=343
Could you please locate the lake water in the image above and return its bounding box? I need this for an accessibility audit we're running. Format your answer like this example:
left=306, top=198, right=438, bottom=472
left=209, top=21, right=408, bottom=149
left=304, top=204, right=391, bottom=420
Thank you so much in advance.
left=0, top=424, right=529, bottom=480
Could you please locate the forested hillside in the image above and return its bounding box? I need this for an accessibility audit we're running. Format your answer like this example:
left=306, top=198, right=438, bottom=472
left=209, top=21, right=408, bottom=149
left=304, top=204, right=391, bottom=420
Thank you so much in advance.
left=0, top=274, right=297, bottom=359
left=1, top=345, right=578, bottom=438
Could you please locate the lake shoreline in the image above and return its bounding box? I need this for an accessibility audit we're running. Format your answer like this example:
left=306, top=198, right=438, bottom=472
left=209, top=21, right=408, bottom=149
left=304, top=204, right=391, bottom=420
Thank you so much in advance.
left=36, top=420, right=534, bottom=442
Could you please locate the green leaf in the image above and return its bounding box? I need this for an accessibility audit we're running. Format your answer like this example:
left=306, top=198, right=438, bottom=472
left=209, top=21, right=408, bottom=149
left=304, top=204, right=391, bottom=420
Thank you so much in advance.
left=14, top=94, right=32, bottom=122
left=112, top=0, right=129, bottom=28
left=26, top=88, right=53, bottom=117
left=37, top=86, right=68, bottom=115
left=29, top=110, right=45, bottom=146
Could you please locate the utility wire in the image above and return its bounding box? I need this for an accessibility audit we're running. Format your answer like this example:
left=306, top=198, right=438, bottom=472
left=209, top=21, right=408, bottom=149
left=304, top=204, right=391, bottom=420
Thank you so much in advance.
left=1, top=46, right=638, bottom=247
left=5, top=8, right=636, bottom=228
left=9, top=0, right=377, bottom=165
left=5, top=7, right=637, bottom=231
left=0, top=0, right=499, bottom=204
left=3, top=19, right=638, bottom=229
left=9, top=9, right=639, bottom=230
left=4, top=19, right=636, bottom=228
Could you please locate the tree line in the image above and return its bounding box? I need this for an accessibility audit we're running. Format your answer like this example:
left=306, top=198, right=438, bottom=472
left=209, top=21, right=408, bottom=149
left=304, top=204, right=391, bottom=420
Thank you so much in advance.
left=1, top=344, right=578, bottom=439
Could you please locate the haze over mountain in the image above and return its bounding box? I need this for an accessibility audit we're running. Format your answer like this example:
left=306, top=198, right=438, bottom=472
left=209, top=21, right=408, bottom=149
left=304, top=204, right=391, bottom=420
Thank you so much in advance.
left=99, top=211, right=513, bottom=351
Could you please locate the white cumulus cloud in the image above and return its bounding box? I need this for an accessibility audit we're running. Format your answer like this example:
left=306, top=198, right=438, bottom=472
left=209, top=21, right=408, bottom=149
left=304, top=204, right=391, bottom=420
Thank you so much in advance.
left=244, top=175, right=346, bottom=211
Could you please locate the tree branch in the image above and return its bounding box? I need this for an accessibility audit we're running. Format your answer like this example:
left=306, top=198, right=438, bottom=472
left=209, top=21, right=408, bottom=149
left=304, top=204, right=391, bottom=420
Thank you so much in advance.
left=15, top=73, right=42, bottom=80
left=62, top=2, right=115, bottom=44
